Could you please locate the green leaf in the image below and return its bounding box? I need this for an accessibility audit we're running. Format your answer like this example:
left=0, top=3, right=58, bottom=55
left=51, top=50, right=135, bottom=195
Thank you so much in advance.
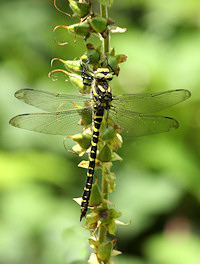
left=89, top=17, right=107, bottom=33
left=98, top=144, right=112, bottom=162
left=89, top=184, right=103, bottom=206
left=69, top=0, right=90, bottom=18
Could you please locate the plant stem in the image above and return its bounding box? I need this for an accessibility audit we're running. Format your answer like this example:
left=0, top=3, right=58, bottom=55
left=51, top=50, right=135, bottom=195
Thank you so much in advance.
left=100, top=4, right=109, bottom=54
left=98, top=166, right=109, bottom=244
left=102, top=166, right=109, bottom=201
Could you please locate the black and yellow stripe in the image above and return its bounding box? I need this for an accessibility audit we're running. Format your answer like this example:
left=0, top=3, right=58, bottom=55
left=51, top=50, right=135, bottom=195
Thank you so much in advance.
left=80, top=60, right=113, bottom=220
left=80, top=108, right=104, bottom=220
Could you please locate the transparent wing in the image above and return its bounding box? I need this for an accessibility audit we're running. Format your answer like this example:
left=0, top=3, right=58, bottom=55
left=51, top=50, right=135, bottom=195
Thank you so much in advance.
left=15, top=88, right=91, bottom=111
left=112, top=89, right=191, bottom=113
left=9, top=109, right=92, bottom=135
left=109, top=108, right=179, bottom=137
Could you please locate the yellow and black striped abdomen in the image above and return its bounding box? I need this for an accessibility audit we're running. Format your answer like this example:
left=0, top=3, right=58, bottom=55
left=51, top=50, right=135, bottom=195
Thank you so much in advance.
left=80, top=109, right=104, bottom=220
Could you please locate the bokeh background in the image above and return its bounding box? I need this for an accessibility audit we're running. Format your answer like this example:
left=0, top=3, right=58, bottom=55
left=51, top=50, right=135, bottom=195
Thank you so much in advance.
left=0, top=0, right=200, bottom=263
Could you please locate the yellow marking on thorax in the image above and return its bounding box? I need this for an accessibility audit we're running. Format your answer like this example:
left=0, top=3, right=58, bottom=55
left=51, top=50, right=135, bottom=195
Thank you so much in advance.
left=95, top=68, right=109, bottom=73
left=92, top=86, right=98, bottom=96
left=98, top=84, right=106, bottom=92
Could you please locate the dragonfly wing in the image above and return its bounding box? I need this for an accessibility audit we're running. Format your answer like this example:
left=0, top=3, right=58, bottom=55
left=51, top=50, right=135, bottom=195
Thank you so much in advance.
left=9, top=109, right=92, bottom=135
left=112, top=89, right=190, bottom=113
left=109, top=109, right=179, bottom=137
left=15, top=88, right=90, bottom=111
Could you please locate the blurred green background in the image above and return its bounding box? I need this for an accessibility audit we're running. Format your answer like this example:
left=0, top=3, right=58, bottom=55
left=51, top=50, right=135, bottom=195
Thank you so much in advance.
left=0, top=0, right=200, bottom=263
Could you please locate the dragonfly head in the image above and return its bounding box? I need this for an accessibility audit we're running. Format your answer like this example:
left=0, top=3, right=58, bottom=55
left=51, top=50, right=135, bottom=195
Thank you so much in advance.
left=94, top=68, right=114, bottom=82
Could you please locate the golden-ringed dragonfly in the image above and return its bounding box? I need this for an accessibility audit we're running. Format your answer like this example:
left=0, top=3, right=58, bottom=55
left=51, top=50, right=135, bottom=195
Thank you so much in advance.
left=9, top=61, right=191, bottom=220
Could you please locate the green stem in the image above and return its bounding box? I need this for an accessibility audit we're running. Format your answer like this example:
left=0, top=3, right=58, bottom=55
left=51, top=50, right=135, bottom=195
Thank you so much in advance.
left=99, top=166, right=109, bottom=244
left=100, top=4, right=109, bottom=54
left=102, top=166, right=109, bottom=201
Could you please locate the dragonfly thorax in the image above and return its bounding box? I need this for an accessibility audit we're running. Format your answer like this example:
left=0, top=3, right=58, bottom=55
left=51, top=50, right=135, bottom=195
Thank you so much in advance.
left=92, top=81, right=113, bottom=110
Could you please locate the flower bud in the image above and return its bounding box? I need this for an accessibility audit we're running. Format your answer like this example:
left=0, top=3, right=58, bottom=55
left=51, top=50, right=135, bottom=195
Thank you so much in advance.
left=70, top=133, right=91, bottom=149
left=116, top=54, right=128, bottom=64
left=69, top=0, right=90, bottom=18
left=81, top=49, right=101, bottom=65
left=64, top=60, right=83, bottom=75
left=107, top=54, right=118, bottom=72
left=72, top=143, right=84, bottom=153
left=67, top=22, right=90, bottom=36
left=97, top=242, right=113, bottom=261
left=89, top=17, right=107, bottom=33
left=109, top=208, right=122, bottom=219
left=69, top=74, right=91, bottom=93
left=89, top=183, right=103, bottom=207
left=98, top=144, right=112, bottom=162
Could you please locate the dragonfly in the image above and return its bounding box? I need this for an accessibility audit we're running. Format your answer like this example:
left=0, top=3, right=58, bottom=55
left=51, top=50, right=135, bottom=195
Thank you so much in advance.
left=9, top=67, right=191, bottom=220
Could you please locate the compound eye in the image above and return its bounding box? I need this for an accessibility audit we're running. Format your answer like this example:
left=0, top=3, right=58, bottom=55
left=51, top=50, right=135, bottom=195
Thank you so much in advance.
left=96, top=73, right=105, bottom=79
left=106, top=73, right=113, bottom=79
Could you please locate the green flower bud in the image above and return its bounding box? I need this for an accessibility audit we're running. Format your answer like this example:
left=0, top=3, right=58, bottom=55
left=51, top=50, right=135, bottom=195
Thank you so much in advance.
left=64, top=60, right=83, bottom=75
left=109, top=208, right=122, bottom=219
left=69, top=74, right=91, bottom=93
left=116, top=54, right=128, bottom=64
left=72, top=143, right=84, bottom=153
left=107, top=54, right=118, bottom=71
left=89, top=17, right=107, bottom=33
left=89, top=183, right=103, bottom=207
left=70, top=133, right=91, bottom=149
left=81, top=49, right=101, bottom=65
left=69, top=0, right=90, bottom=18
left=86, top=211, right=99, bottom=229
left=67, top=22, right=90, bottom=36
left=97, top=242, right=113, bottom=261
left=98, top=144, right=112, bottom=162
